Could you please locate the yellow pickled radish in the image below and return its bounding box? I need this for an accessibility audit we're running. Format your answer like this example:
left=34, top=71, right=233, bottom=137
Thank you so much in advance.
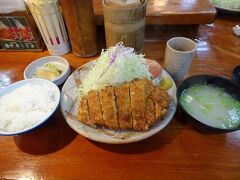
left=159, top=76, right=173, bottom=91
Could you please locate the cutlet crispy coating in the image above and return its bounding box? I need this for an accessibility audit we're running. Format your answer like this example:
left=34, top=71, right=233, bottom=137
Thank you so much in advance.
left=99, top=86, right=119, bottom=130
left=78, top=96, right=92, bottom=126
left=154, top=86, right=170, bottom=120
left=143, top=78, right=156, bottom=127
left=115, top=83, right=132, bottom=129
left=158, top=88, right=170, bottom=118
left=130, top=79, right=147, bottom=130
left=87, top=90, right=105, bottom=126
left=78, top=79, right=170, bottom=131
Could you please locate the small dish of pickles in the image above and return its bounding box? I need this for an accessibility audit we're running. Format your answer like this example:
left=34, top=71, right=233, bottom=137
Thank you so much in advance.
left=24, top=56, right=70, bottom=86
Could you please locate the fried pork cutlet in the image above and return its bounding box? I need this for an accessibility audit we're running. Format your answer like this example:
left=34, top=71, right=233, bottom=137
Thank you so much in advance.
left=115, top=83, right=132, bottom=129
left=78, top=96, right=93, bottom=127
left=87, top=90, right=105, bottom=126
left=158, top=87, right=170, bottom=118
left=130, top=79, right=147, bottom=131
left=99, top=86, right=119, bottom=130
left=154, top=86, right=170, bottom=120
left=77, top=78, right=170, bottom=131
left=143, top=78, right=155, bottom=127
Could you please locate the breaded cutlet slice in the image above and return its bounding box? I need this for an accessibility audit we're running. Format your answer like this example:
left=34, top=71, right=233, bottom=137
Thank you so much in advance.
left=143, top=78, right=155, bottom=127
left=115, top=82, right=132, bottom=129
left=78, top=96, right=93, bottom=126
left=130, top=79, right=147, bottom=130
left=154, top=86, right=170, bottom=120
left=87, top=90, right=105, bottom=126
left=158, top=88, right=170, bottom=118
left=99, top=86, right=119, bottom=130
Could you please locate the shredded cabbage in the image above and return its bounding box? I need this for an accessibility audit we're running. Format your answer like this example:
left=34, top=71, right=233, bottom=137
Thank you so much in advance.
left=79, top=42, right=152, bottom=95
left=210, top=0, right=240, bottom=10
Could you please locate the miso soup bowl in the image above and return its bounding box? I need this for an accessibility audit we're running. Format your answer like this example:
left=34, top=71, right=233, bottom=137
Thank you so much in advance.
left=177, top=75, right=240, bottom=132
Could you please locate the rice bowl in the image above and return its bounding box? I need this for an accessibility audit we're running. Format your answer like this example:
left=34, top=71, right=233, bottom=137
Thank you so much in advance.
left=0, top=79, right=60, bottom=136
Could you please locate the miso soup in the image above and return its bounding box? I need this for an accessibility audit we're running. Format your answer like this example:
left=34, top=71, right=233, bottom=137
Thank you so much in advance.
left=180, top=85, right=240, bottom=129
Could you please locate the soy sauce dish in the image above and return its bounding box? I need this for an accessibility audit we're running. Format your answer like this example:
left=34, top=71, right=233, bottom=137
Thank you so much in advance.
left=177, top=75, right=240, bottom=132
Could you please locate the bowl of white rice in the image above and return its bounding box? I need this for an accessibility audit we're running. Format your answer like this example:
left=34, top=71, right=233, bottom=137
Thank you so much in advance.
left=0, top=79, right=60, bottom=136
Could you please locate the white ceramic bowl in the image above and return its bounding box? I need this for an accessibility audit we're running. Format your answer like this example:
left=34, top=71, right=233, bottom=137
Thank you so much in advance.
left=0, top=79, right=60, bottom=136
left=24, top=56, right=71, bottom=86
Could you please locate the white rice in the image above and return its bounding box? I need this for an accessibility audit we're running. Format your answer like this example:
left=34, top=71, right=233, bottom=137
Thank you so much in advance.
left=0, top=83, right=57, bottom=133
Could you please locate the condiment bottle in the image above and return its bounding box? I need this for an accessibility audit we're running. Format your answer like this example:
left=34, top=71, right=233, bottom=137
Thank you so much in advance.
left=25, top=0, right=70, bottom=55
left=103, top=0, right=147, bottom=53
left=60, top=0, right=98, bottom=57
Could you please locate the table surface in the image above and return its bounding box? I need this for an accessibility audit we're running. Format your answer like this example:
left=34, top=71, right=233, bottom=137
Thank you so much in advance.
left=0, top=14, right=240, bottom=179
left=93, top=0, right=216, bottom=25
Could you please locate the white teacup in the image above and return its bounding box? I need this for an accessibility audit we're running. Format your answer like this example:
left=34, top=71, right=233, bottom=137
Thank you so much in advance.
left=163, top=37, right=197, bottom=82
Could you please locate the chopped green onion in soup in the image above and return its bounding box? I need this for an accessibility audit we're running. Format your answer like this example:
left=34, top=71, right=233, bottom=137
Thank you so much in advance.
left=180, top=85, right=240, bottom=129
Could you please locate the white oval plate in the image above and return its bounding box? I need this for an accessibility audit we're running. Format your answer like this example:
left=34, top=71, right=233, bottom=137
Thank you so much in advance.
left=60, top=60, right=177, bottom=144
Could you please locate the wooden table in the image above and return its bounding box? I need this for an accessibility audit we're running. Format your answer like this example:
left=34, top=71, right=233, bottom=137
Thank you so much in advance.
left=93, top=0, right=216, bottom=25
left=0, top=14, right=240, bottom=179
